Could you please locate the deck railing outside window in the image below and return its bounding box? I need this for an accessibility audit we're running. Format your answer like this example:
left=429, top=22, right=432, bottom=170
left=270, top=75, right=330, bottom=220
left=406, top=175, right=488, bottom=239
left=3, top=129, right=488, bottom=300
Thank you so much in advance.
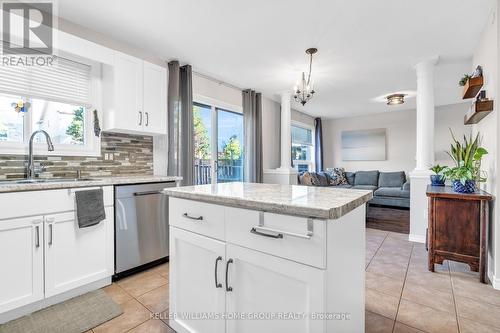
left=194, top=159, right=243, bottom=185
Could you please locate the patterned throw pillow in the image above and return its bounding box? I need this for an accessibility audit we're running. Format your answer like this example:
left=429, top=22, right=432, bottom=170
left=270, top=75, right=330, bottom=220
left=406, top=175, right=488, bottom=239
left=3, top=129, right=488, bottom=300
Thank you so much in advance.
left=326, top=168, right=349, bottom=186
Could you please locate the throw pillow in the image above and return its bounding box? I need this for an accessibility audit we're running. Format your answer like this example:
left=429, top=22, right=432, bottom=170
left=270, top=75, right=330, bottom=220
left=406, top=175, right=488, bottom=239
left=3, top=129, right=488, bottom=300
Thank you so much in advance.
left=326, top=168, right=349, bottom=186
left=299, top=172, right=314, bottom=186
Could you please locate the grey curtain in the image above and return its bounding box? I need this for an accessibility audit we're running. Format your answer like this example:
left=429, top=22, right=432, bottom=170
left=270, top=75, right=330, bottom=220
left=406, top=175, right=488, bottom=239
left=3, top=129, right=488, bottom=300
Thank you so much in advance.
left=243, top=89, right=263, bottom=183
left=167, top=61, right=194, bottom=185
left=314, top=117, right=324, bottom=172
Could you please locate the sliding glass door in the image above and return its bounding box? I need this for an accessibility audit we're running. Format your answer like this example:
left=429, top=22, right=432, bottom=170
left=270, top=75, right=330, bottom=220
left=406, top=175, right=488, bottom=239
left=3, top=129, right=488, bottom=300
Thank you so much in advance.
left=193, top=103, right=244, bottom=185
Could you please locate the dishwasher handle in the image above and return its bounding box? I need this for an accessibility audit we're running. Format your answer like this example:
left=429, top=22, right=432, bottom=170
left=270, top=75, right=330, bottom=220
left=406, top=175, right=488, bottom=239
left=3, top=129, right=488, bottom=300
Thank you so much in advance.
left=133, top=190, right=163, bottom=196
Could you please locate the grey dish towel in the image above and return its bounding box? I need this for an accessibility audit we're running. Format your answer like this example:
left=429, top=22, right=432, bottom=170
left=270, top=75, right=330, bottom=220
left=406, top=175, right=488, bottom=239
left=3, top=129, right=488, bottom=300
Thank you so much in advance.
left=75, top=189, right=106, bottom=228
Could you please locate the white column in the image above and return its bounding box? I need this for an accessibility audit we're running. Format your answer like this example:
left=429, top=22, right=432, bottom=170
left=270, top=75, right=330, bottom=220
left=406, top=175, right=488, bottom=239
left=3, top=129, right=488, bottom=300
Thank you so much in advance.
left=263, top=92, right=298, bottom=185
left=409, top=57, right=438, bottom=243
left=279, top=92, right=293, bottom=171
left=415, top=59, right=438, bottom=170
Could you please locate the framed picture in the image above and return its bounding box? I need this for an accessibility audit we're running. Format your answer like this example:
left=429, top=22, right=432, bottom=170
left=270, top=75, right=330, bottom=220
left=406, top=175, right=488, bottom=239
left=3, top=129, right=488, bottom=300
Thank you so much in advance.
left=341, top=128, right=386, bottom=161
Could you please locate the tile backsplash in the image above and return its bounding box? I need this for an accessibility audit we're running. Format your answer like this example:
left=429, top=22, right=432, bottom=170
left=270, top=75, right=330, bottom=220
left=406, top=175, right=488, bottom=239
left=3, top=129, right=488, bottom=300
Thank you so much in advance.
left=0, top=132, right=154, bottom=180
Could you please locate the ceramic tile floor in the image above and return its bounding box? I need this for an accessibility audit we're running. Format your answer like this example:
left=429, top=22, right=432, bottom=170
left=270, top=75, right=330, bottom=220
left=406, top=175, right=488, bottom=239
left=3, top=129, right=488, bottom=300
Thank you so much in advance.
left=87, top=228, right=500, bottom=333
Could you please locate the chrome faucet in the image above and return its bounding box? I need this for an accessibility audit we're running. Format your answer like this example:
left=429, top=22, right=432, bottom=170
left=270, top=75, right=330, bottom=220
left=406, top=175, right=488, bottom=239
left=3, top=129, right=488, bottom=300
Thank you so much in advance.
left=27, top=130, right=54, bottom=179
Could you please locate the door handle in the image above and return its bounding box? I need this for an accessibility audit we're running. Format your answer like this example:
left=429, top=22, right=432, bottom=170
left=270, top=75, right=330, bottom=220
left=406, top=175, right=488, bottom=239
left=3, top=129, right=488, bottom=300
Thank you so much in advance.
left=145, top=112, right=149, bottom=126
left=48, top=224, right=53, bottom=245
left=139, top=111, right=143, bottom=126
left=225, top=258, right=233, bottom=292
left=133, top=190, right=162, bottom=196
left=35, top=226, right=40, bottom=248
left=182, top=213, right=203, bottom=221
left=214, top=256, right=223, bottom=288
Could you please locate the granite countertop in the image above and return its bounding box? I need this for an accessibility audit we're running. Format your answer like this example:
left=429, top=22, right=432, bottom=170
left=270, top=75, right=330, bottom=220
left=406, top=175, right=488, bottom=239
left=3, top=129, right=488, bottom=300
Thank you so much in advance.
left=163, top=182, right=373, bottom=219
left=0, top=175, right=182, bottom=193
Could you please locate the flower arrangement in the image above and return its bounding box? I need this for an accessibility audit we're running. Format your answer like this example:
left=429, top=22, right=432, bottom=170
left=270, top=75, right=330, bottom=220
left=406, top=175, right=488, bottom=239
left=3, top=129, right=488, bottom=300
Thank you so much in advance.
left=11, top=100, right=30, bottom=113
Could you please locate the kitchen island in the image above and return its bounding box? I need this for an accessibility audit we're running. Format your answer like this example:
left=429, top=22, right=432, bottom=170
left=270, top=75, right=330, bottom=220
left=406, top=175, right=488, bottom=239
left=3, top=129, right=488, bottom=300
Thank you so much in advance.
left=163, top=182, right=372, bottom=333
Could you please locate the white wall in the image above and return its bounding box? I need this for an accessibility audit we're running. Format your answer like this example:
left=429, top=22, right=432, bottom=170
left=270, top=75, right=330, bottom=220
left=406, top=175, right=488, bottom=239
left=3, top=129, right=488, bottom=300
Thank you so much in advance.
left=323, top=103, right=469, bottom=174
left=472, top=1, right=499, bottom=287
left=192, top=74, right=242, bottom=110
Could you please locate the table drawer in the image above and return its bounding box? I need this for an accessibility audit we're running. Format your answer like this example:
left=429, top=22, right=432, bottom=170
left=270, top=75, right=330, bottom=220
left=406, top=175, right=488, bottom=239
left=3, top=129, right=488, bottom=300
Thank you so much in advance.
left=225, top=207, right=326, bottom=269
left=169, top=197, right=225, bottom=240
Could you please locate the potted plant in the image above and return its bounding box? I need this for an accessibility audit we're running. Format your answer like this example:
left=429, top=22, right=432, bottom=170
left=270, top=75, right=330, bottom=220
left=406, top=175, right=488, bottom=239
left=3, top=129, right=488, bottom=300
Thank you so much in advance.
left=429, top=165, right=446, bottom=186
left=443, top=130, right=488, bottom=193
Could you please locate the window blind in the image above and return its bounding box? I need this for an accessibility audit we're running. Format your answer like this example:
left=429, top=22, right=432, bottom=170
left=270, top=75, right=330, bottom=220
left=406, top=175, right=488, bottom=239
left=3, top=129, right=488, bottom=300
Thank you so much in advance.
left=292, top=125, right=313, bottom=146
left=0, top=56, right=91, bottom=106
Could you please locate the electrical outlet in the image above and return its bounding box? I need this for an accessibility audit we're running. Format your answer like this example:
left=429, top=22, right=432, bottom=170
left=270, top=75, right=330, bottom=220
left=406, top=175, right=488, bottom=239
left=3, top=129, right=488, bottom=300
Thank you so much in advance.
left=109, top=153, right=114, bottom=161
left=104, top=153, right=108, bottom=160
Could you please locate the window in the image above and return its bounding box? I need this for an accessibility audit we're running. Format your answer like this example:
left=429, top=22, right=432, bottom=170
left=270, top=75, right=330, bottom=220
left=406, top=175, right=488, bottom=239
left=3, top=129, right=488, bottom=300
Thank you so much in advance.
left=193, top=100, right=244, bottom=185
left=292, top=124, right=315, bottom=172
left=0, top=55, right=100, bottom=155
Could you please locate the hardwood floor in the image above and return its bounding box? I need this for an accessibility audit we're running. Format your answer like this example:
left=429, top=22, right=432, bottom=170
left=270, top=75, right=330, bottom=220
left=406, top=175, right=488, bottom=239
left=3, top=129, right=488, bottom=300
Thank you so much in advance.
left=367, top=205, right=410, bottom=234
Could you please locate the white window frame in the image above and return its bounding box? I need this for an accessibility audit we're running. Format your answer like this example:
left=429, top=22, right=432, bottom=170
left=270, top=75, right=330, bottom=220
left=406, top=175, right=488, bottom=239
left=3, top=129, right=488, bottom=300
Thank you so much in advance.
left=0, top=52, right=102, bottom=156
left=291, top=121, right=315, bottom=172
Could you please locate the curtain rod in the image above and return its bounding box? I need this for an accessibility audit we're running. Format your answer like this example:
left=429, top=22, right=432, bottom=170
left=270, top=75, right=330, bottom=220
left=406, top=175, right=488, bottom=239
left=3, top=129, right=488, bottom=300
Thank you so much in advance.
left=192, top=70, right=243, bottom=92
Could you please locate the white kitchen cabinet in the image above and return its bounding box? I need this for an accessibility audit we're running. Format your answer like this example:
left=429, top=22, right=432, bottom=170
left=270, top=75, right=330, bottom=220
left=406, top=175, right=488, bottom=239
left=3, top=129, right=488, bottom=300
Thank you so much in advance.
left=44, top=208, right=114, bottom=297
left=142, top=61, right=167, bottom=134
left=169, top=227, right=226, bottom=333
left=103, top=51, right=167, bottom=135
left=225, top=244, right=325, bottom=333
left=169, top=197, right=366, bottom=333
left=110, top=52, right=143, bottom=132
left=0, top=217, right=44, bottom=313
left=0, top=186, right=115, bottom=323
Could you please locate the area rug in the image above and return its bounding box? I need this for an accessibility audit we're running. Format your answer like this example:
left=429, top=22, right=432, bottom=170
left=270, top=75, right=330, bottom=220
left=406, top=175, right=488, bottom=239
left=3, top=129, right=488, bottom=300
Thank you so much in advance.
left=0, top=289, right=123, bottom=333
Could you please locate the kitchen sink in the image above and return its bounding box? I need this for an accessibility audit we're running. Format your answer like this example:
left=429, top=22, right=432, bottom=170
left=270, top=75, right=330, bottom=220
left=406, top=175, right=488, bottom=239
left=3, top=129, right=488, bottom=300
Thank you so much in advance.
left=0, top=178, right=101, bottom=185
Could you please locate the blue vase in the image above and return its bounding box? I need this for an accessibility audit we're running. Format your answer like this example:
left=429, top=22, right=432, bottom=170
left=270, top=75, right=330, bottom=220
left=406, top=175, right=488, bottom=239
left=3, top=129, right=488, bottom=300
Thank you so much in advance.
left=452, top=179, right=476, bottom=193
left=430, top=175, right=445, bottom=186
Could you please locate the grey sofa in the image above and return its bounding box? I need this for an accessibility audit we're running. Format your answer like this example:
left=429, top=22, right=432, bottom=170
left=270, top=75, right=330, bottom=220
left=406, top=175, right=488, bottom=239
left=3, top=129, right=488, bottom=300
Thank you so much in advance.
left=300, top=170, right=410, bottom=208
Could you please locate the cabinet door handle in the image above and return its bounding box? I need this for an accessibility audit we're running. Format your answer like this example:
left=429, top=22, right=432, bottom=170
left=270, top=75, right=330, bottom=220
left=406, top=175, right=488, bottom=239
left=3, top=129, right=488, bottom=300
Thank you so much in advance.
left=225, top=258, right=233, bottom=292
left=250, top=227, right=284, bottom=239
left=182, top=213, right=203, bottom=221
left=214, top=256, right=223, bottom=288
left=139, top=111, right=143, bottom=126
left=35, top=226, right=40, bottom=248
left=145, top=112, right=149, bottom=126
left=48, top=224, right=53, bottom=245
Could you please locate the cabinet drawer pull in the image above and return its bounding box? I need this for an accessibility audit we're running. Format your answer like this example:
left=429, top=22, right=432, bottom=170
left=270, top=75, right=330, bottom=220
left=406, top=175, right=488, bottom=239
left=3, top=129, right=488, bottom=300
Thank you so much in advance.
left=251, top=212, right=314, bottom=240
left=214, top=256, right=222, bottom=288
left=139, top=111, right=143, bottom=126
left=145, top=112, right=149, bottom=126
left=48, top=224, right=53, bottom=245
left=225, top=259, right=233, bottom=292
left=35, top=226, right=40, bottom=248
left=182, top=213, right=203, bottom=221
left=250, top=227, right=283, bottom=239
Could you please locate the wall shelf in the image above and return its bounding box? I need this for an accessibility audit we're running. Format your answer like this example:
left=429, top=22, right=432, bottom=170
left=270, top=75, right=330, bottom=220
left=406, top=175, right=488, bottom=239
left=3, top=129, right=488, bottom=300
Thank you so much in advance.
left=464, top=100, right=494, bottom=125
left=462, top=76, right=484, bottom=99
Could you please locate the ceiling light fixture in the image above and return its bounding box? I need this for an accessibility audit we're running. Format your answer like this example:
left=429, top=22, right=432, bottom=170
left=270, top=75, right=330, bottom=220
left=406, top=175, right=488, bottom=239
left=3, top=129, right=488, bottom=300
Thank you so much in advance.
left=386, top=94, right=405, bottom=105
left=293, top=48, right=317, bottom=106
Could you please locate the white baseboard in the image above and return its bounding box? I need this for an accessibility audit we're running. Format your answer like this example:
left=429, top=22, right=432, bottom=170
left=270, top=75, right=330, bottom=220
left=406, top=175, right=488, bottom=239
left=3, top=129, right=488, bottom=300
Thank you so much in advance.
left=489, top=271, right=500, bottom=290
left=408, top=233, right=426, bottom=243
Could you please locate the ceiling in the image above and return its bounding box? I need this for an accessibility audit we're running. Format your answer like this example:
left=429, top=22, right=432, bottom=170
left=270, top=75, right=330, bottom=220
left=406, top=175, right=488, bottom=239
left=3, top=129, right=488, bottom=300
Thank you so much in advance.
left=57, top=0, right=495, bottom=118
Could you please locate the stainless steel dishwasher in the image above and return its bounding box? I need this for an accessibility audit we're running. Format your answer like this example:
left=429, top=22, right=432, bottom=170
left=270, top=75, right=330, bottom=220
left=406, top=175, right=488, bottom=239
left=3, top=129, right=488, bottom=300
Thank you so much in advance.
left=114, top=182, right=175, bottom=278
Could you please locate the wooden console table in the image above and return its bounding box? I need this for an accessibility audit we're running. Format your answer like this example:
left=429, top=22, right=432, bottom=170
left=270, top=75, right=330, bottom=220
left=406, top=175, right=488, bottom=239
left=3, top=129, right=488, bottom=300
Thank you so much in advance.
left=426, top=185, right=493, bottom=283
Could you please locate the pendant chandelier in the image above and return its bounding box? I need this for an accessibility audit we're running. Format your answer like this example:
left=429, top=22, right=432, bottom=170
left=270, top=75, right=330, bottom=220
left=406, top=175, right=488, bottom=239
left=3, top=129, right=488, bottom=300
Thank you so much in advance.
left=293, top=48, right=318, bottom=106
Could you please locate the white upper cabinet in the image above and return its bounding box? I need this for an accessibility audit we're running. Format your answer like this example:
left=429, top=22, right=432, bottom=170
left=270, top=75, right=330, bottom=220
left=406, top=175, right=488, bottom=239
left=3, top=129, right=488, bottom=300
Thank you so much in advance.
left=143, top=62, right=167, bottom=134
left=103, top=51, right=167, bottom=135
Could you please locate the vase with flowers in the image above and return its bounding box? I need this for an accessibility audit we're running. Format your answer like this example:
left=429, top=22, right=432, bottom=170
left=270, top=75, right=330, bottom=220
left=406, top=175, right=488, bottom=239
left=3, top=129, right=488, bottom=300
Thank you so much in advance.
left=443, top=130, right=488, bottom=194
